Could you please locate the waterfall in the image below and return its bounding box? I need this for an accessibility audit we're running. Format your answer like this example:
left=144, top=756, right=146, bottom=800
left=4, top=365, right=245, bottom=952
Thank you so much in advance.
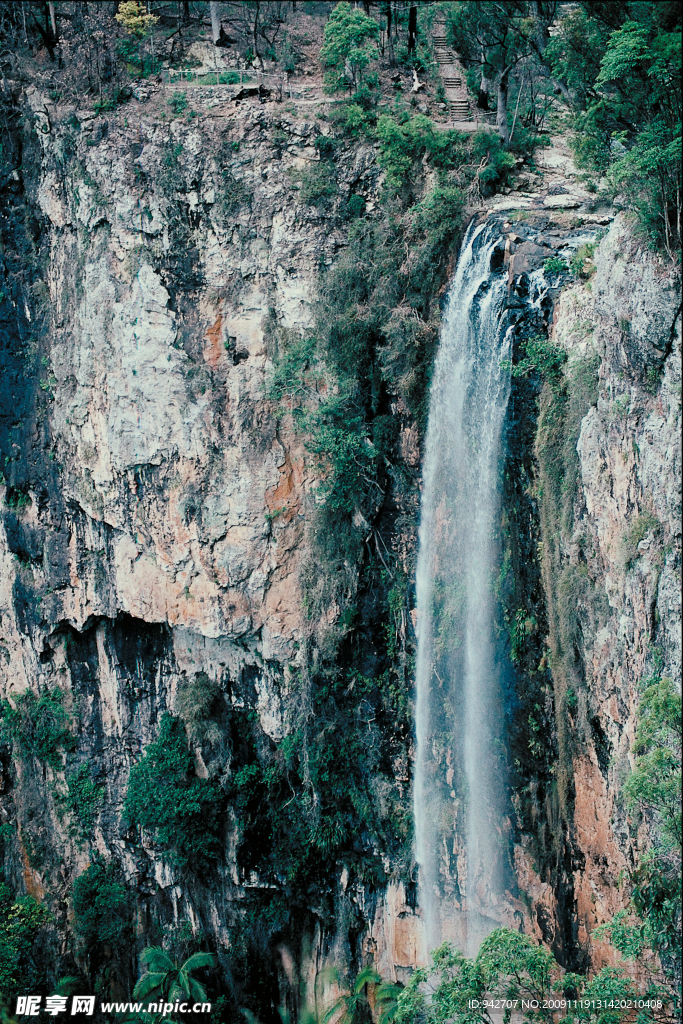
left=414, top=221, right=513, bottom=957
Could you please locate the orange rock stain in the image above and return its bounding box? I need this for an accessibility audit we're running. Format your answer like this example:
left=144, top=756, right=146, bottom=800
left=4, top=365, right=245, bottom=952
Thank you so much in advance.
left=203, top=313, right=224, bottom=367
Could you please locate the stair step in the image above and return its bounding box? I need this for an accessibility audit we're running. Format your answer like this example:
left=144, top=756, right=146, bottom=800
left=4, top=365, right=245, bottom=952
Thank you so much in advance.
left=443, top=77, right=462, bottom=87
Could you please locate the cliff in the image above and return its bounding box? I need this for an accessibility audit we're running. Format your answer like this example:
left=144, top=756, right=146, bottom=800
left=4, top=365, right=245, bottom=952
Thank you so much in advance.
left=0, top=68, right=680, bottom=1019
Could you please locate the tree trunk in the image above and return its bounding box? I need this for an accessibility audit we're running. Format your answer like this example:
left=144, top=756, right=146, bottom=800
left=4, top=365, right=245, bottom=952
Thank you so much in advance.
left=182, top=1, right=190, bottom=25
left=407, top=5, right=417, bottom=53
left=496, top=67, right=510, bottom=146
left=530, top=0, right=571, bottom=104
left=48, top=1, right=57, bottom=41
left=209, top=1, right=221, bottom=45
left=478, top=70, right=490, bottom=110
left=386, top=1, right=394, bottom=63
left=252, top=0, right=264, bottom=69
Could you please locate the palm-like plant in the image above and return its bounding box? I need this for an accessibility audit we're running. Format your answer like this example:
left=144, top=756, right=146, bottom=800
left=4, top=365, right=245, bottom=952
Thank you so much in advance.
left=374, top=980, right=401, bottom=1023
left=133, top=946, right=216, bottom=1004
left=322, top=965, right=380, bottom=1024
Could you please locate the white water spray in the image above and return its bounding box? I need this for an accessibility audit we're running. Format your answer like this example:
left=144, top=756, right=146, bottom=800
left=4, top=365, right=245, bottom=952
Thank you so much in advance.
left=414, top=221, right=513, bottom=957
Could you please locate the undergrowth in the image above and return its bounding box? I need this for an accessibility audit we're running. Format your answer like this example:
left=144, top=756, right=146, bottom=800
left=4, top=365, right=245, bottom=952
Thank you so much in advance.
left=123, top=714, right=224, bottom=869
left=0, top=687, right=75, bottom=771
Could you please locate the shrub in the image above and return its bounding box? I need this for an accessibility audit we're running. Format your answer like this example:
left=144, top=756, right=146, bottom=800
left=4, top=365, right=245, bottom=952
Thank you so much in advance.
left=620, top=511, right=659, bottom=568
left=175, top=672, right=224, bottom=746
left=266, top=331, right=323, bottom=402
left=168, top=91, right=188, bottom=116
left=307, top=422, right=378, bottom=512
left=123, top=714, right=224, bottom=868
left=72, top=860, right=129, bottom=951
left=329, top=101, right=373, bottom=136
left=347, top=193, right=366, bottom=218
left=0, top=885, right=50, bottom=1001
left=4, top=487, right=31, bottom=511
left=288, top=161, right=338, bottom=207
left=376, top=116, right=504, bottom=196
left=351, top=83, right=377, bottom=111
left=570, top=241, right=597, bottom=278
left=508, top=335, right=567, bottom=386
left=58, top=764, right=104, bottom=837
left=470, top=130, right=516, bottom=194
left=544, top=255, right=568, bottom=275
left=0, top=687, right=75, bottom=770
left=376, top=113, right=434, bottom=190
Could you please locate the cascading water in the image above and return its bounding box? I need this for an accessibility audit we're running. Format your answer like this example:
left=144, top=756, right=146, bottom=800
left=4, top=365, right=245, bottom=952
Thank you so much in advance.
left=414, top=220, right=514, bottom=957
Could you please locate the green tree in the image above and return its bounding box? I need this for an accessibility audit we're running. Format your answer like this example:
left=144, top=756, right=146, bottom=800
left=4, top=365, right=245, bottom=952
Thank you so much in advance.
left=322, top=965, right=381, bottom=1024
left=393, top=927, right=680, bottom=1024
left=115, top=0, right=159, bottom=78
left=306, top=422, right=378, bottom=513
left=446, top=1, right=530, bottom=145
left=133, top=946, right=216, bottom=1004
left=72, top=859, right=130, bottom=986
left=564, top=673, right=681, bottom=1018
left=0, top=686, right=75, bottom=771
left=123, top=714, right=224, bottom=869
left=114, top=0, right=158, bottom=37
left=320, top=3, right=379, bottom=94
left=622, top=674, right=681, bottom=987
left=0, top=886, right=50, bottom=1002
left=545, top=2, right=681, bottom=254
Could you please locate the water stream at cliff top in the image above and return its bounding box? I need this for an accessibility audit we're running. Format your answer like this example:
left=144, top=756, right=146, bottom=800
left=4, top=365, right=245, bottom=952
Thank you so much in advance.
left=414, top=220, right=513, bottom=957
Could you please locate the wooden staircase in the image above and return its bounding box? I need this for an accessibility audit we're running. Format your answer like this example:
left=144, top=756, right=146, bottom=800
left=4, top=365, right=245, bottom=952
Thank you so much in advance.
left=433, top=27, right=472, bottom=123
left=449, top=98, right=471, bottom=120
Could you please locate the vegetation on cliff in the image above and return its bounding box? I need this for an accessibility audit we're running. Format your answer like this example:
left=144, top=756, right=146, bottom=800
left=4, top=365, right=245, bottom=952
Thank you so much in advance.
left=0, top=2, right=679, bottom=1021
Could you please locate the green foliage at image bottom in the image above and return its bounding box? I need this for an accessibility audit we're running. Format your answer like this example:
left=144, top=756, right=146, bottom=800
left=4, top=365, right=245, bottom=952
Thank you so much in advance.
left=72, top=859, right=131, bottom=988
left=123, top=714, right=224, bottom=869
left=0, top=885, right=50, bottom=1001
left=394, top=927, right=675, bottom=1024
left=133, top=945, right=215, bottom=1004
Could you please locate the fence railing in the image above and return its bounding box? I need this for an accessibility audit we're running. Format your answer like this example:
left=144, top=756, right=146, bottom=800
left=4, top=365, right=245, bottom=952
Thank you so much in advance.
left=164, top=67, right=320, bottom=101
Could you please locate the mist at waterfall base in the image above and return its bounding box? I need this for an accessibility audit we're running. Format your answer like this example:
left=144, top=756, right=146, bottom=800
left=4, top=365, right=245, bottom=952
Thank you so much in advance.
left=414, top=221, right=515, bottom=958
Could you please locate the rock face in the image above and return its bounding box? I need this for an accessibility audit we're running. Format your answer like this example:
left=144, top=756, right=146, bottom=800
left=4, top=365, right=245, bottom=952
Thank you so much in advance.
left=2, top=83, right=424, bottom=1003
left=504, top=211, right=681, bottom=970
left=0, top=78, right=680, bottom=1013
left=552, top=216, right=681, bottom=959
